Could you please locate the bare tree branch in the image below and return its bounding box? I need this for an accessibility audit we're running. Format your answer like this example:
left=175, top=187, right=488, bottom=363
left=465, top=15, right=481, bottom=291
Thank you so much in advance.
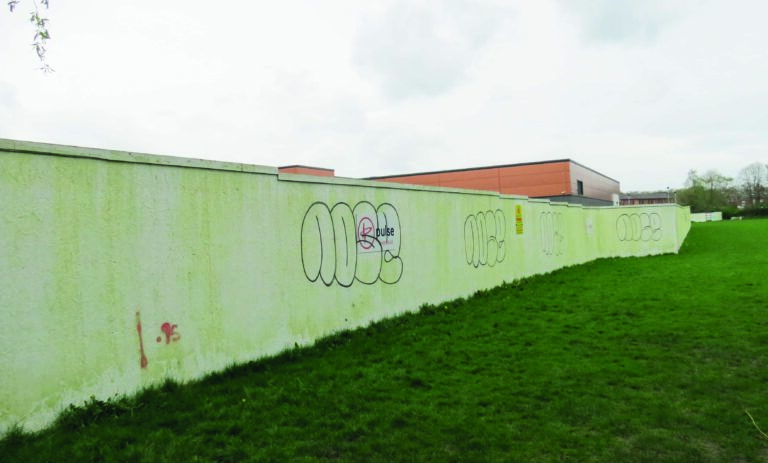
left=738, top=163, right=767, bottom=208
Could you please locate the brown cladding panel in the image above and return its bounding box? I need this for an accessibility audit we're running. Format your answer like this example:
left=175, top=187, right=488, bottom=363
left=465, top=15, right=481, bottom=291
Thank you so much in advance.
left=370, top=160, right=617, bottom=201
left=438, top=178, right=500, bottom=191
left=498, top=162, right=571, bottom=196
left=439, top=169, right=500, bottom=191
left=278, top=166, right=335, bottom=177
left=375, top=174, right=442, bottom=187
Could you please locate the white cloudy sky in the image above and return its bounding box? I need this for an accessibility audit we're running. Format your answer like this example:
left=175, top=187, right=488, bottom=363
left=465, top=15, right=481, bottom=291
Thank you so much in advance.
left=1, top=0, right=766, bottom=191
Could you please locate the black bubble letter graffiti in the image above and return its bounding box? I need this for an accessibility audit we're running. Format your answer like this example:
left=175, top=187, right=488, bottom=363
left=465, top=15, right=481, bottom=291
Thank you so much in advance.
left=301, top=201, right=404, bottom=286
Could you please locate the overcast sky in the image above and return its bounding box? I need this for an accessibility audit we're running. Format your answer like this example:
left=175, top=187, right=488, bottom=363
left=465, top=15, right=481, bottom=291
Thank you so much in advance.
left=2, top=0, right=766, bottom=191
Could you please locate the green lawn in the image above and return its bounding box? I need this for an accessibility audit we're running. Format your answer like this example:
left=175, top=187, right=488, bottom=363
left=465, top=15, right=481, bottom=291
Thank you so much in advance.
left=3, top=220, right=768, bottom=462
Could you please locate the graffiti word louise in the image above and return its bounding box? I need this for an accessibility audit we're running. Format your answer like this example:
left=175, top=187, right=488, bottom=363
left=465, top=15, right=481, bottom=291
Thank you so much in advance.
left=540, top=211, right=565, bottom=256
left=464, top=209, right=506, bottom=268
left=301, top=201, right=403, bottom=286
left=616, top=212, right=662, bottom=242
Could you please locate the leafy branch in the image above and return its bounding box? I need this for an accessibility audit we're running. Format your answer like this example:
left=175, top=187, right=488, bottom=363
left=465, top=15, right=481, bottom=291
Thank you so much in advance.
left=7, top=0, right=53, bottom=72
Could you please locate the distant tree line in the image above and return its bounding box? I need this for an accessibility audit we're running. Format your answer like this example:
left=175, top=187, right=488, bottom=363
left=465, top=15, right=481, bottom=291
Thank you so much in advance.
left=676, top=162, right=767, bottom=217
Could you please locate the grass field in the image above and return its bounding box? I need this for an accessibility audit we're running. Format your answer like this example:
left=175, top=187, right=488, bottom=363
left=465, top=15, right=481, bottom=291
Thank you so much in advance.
left=3, top=219, right=768, bottom=462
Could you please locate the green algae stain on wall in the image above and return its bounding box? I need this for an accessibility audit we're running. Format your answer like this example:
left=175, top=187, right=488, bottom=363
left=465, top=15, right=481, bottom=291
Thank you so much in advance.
left=0, top=140, right=691, bottom=433
left=1, top=153, right=139, bottom=429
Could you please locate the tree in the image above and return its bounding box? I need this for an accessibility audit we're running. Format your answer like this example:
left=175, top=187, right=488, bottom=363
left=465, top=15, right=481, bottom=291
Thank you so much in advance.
left=699, top=169, right=734, bottom=208
left=738, top=162, right=767, bottom=208
left=677, top=169, right=733, bottom=212
left=6, top=0, right=53, bottom=72
left=677, top=170, right=706, bottom=212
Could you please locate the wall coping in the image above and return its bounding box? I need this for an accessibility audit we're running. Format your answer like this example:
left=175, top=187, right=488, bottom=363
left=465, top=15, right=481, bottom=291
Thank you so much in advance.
left=0, top=138, right=278, bottom=175
left=1, top=138, right=690, bottom=209
left=0, top=137, right=534, bottom=198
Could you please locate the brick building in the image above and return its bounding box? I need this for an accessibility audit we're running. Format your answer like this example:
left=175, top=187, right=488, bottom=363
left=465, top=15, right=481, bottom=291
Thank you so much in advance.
left=367, top=159, right=619, bottom=206
left=619, top=192, right=674, bottom=205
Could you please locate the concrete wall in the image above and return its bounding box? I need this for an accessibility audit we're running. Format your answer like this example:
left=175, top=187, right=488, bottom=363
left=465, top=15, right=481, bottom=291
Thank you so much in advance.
left=0, top=139, right=691, bottom=433
left=691, top=211, right=723, bottom=222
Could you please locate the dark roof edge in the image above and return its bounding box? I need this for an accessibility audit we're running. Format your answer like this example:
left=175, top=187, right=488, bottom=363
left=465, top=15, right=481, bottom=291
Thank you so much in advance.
left=568, top=159, right=620, bottom=184
left=366, top=159, right=572, bottom=180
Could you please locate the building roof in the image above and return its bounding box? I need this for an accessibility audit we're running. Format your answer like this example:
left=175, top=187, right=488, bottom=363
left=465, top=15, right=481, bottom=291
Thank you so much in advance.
left=366, top=158, right=619, bottom=183
left=278, top=164, right=335, bottom=173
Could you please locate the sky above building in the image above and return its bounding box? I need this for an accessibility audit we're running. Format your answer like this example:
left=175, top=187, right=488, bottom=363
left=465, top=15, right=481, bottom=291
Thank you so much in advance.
left=1, top=0, right=766, bottom=192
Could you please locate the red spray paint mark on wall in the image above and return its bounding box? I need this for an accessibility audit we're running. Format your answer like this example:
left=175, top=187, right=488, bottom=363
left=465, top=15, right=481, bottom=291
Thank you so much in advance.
left=156, top=322, right=181, bottom=344
left=135, top=313, right=182, bottom=370
left=135, top=311, right=149, bottom=369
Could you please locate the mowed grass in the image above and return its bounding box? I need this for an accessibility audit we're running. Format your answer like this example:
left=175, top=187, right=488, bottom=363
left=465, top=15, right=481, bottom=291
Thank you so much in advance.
left=3, top=220, right=768, bottom=462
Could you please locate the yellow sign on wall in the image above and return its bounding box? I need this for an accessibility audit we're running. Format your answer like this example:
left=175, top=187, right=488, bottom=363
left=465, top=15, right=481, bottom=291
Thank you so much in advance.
left=515, top=205, right=524, bottom=235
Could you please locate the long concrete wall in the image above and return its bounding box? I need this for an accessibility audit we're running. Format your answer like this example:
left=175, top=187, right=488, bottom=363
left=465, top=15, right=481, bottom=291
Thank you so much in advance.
left=0, top=139, right=691, bottom=433
left=691, top=211, right=723, bottom=222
